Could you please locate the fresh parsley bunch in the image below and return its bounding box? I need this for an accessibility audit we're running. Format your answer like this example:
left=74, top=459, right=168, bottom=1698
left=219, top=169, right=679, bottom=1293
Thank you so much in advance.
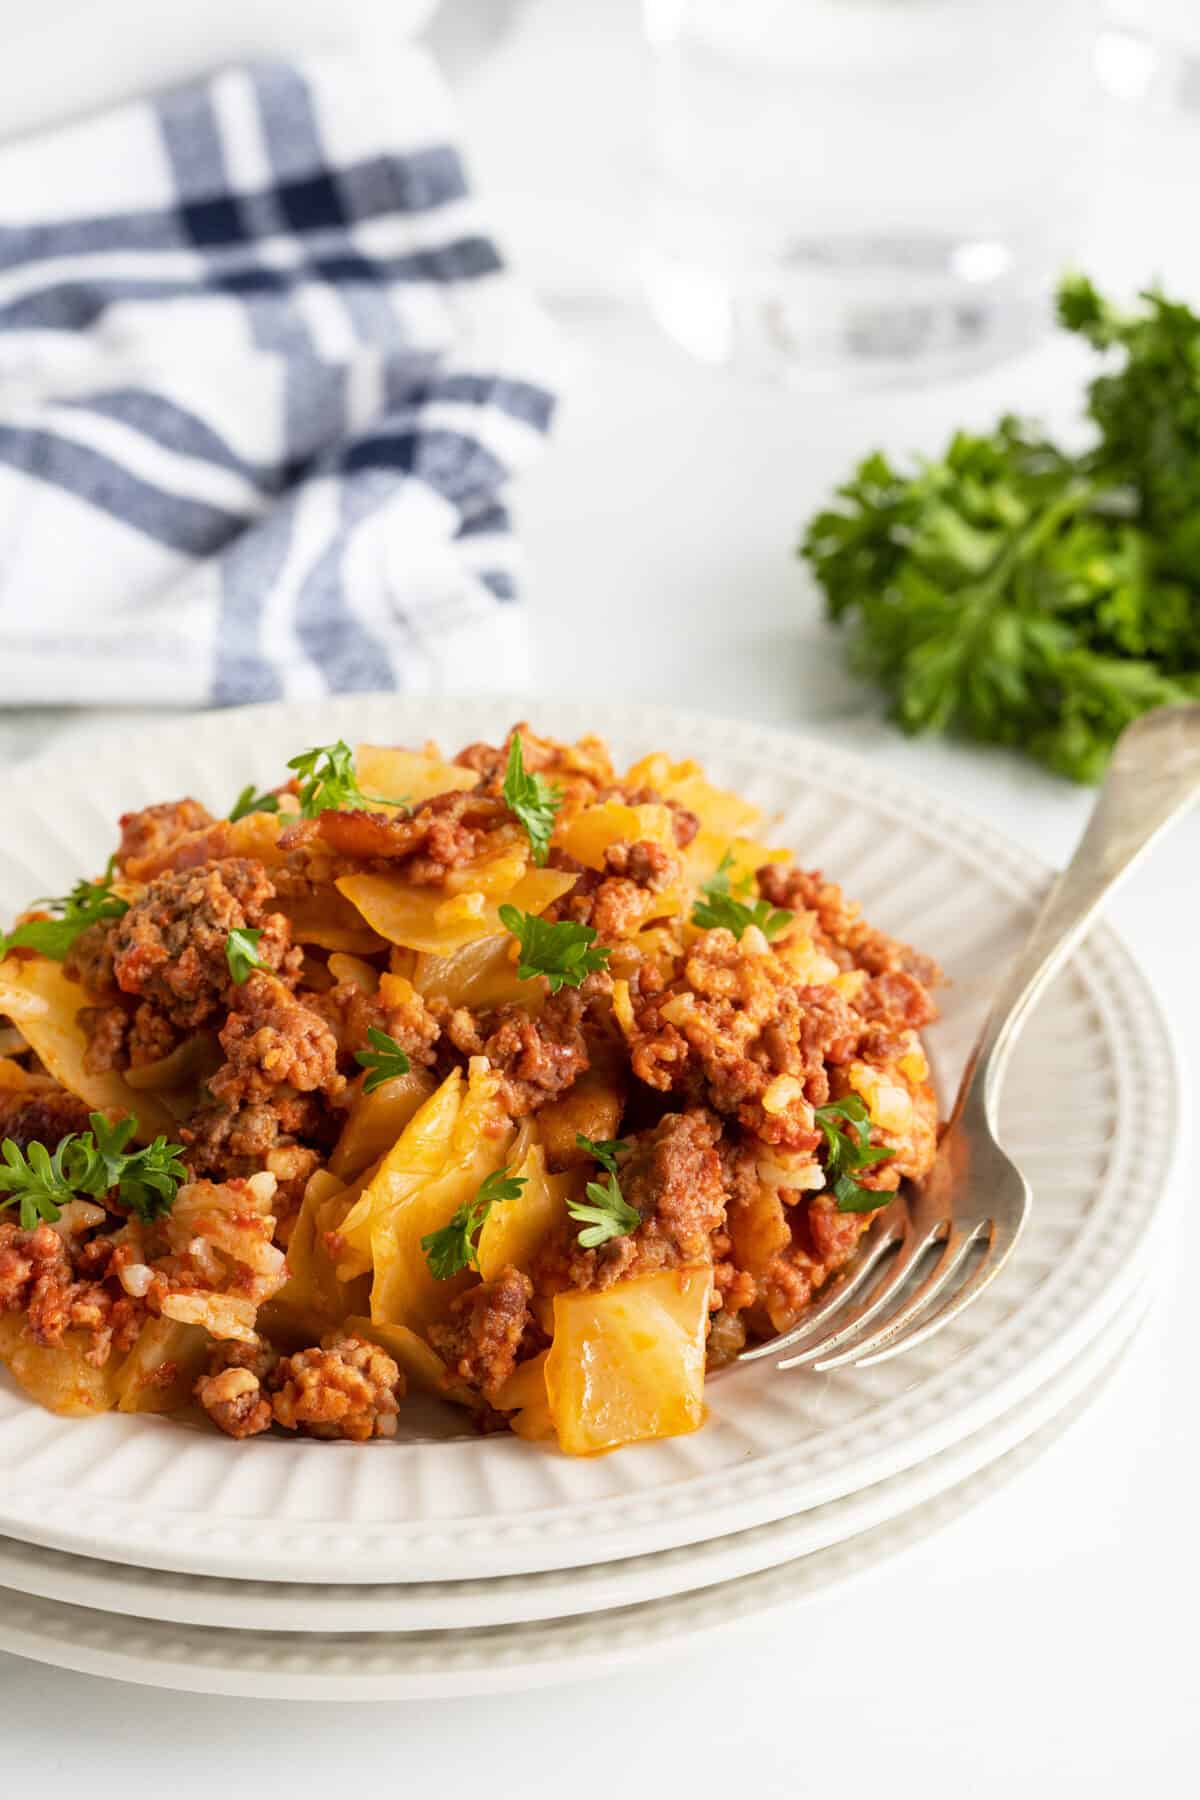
left=802, top=277, right=1200, bottom=782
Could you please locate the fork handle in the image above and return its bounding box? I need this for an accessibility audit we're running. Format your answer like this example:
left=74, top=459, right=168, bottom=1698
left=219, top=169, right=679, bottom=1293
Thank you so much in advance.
left=965, top=704, right=1200, bottom=1122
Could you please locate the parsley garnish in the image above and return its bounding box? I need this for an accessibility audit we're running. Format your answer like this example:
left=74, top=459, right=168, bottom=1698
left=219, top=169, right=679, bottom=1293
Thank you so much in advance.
left=229, top=783, right=280, bottom=823
left=354, top=1027, right=412, bottom=1094
left=501, top=734, right=562, bottom=865
left=498, top=905, right=610, bottom=994
left=0, top=1112, right=187, bottom=1228
left=0, top=858, right=129, bottom=964
left=691, top=854, right=793, bottom=941
left=570, top=1135, right=639, bottom=1247
left=0, top=1138, right=76, bottom=1229
left=225, top=927, right=265, bottom=984
left=71, top=1114, right=188, bottom=1222
left=421, top=1166, right=527, bottom=1279
left=286, top=740, right=408, bottom=819
left=566, top=1171, right=641, bottom=1248
left=814, top=1095, right=895, bottom=1214
left=803, top=275, right=1200, bottom=783
left=574, top=1134, right=630, bottom=1178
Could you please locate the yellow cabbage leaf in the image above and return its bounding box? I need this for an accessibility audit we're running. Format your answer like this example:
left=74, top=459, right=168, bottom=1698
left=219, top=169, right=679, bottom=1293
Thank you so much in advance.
left=0, top=1316, right=122, bottom=1416
left=492, top=1348, right=555, bottom=1441
left=370, top=1059, right=516, bottom=1335
left=531, top=1066, right=624, bottom=1171
left=334, top=1068, right=465, bottom=1282
left=555, top=801, right=676, bottom=871
left=266, top=1169, right=371, bottom=1339
left=544, top=1268, right=712, bottom=1455
left=476, top=1140, right=574, bottom=1282
left=623, top=753, right=781, bottom=890
left=0, top=956, right=180, bottom=1139
left=274, top=888, right=388, bottom=954
left=412, top=933, right=536, bottom=1011
left=326, top=952, right=380, bottom=991
left=442, top=848, right=528, bottom=898
left=114, top=1319, right=210, bottom=1414
left=335, top=864, right=575, bottom=957
left=719, top=835, right=793, bottom=891
left=329, top=1069, right=438, bottom=1183
left=0, top=1057, right=34, bottom=1092
left=355, top=745, right=478, bottom=806
left=225, top=809, right=288, bottom=866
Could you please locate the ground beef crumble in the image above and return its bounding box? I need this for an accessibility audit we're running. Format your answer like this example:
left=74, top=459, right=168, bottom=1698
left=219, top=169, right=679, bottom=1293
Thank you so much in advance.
left=280, top=789, right=517, bottom=884
left=269, top=1335, right=404, bottom=1441
left=623, top=927, right=855, bottom=1140
left=210, top=973, right=344, bottom=1106
left=441, top=990, right=589, bottom=1116
left=537, top=1109, right=726, bottom=1294
left=116, top=798, right=215, bottom=873
left=107, top=858, right=301, bottom=1029
left=0, top=1088, right=93, bottom=1151
left=63, top=921, right=119, bottom=999
left=428, top=1266, right=536, bottom=1403
left=77, top=999, right=180, bottom=1075
left=194, top=1340, right=279, bottom=1439
left=0, top=1221, right=144, bottom=1366
left=757, top=865, right=942, bottom=989
left=314, top=979, right=441, bottom=1070
left=547, top=838, right=681, bottom=941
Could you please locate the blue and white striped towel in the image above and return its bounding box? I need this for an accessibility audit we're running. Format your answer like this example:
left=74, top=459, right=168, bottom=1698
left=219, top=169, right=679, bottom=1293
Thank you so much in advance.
left=0, top=51, right=558, bottom=707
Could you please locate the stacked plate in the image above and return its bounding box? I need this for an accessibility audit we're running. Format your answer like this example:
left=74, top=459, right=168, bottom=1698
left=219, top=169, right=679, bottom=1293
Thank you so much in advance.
left=0, top=700, right=1180, bottom=1698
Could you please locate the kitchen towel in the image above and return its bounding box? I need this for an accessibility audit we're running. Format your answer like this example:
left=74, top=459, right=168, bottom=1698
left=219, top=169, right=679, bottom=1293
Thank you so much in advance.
left=0, top=51, right=557, bottom=706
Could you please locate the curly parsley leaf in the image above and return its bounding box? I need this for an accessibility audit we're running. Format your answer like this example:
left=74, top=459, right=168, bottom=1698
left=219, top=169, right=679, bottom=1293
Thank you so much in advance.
left=0, top=857, right=129, bottom=964
left=65, top=1114, right=187, bottom=1222
left=501, top=734, right=562, bottom=865
left=229, top=783, right=281, bottom=823
left=574, top=1134, right=630, bottom=1178
left=225, top=927, right=265, bottom=985
left=354, top=1026, right=412, bottom=1094
left=802, top=276, right=1200, bottom=784
left=421, top=1166, right=527, bottom=1279
left=814, top=1095, right=895, bottom=1214
left=0, top=1138, right=75, bottom=1229
left=498, top=904, right=610, bottom=994
left=286, top=740, right=409, bottom=819
left=566, top=1170, right=641, bottom=1248
left=691, top=854, right=793, bottom=941
left=0, top=1113, right=187, bottom=1228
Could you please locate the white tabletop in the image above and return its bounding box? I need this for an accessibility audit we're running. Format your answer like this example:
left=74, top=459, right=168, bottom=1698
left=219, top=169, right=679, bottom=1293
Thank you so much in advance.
left=1, top=2, right=1197, bottom=1791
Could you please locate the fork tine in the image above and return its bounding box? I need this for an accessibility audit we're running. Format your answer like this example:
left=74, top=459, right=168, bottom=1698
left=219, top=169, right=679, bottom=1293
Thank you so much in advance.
left=846, top=1221, right=1017, bottom=1369
left=736, top=1200, right=907, bottom=1366
left=775, top=1212, right=949, bottom=1371
left=811, top=1219, right=994, bottom=1372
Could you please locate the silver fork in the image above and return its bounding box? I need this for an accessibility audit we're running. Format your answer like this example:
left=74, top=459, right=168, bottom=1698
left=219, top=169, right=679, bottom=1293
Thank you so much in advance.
left=740, top=702, right=1200, bottom=1376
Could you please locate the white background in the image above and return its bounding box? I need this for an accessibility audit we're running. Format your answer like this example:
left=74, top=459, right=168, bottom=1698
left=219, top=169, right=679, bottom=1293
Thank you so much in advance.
left=1, top=2, right=1197, bottom=1792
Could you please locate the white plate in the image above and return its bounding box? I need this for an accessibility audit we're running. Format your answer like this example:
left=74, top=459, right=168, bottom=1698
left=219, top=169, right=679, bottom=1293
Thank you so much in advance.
left=0, top=1299, right=1150, bottom=1698
left=0, top=698, right=1180, bottom=1582
left=0, top=1271, right=1155, bottom=1633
